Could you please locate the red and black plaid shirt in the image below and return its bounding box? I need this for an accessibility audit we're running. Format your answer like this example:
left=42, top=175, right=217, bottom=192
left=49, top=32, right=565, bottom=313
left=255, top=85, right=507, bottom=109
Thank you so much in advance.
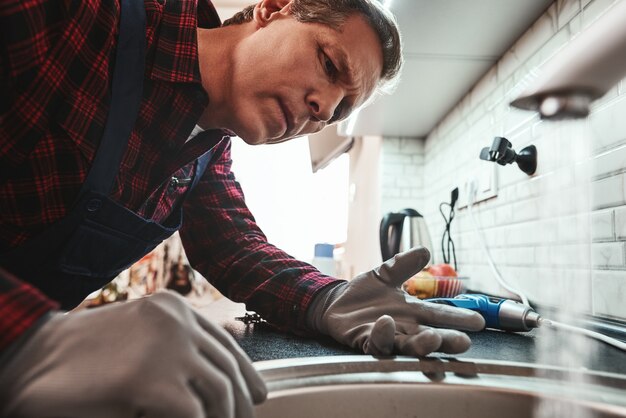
left=0, top=0, right=339, bottom=352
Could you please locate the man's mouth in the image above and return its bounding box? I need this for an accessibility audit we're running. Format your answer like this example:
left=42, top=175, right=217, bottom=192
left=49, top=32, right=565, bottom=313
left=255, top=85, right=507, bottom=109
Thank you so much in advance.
left=278, top=99, right=294, bottom=136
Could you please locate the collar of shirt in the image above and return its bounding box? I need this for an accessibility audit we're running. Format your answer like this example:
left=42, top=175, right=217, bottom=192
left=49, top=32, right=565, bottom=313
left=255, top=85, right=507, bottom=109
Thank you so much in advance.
left=187, top=124, right=206, bottom=142
left=148, top=0, right=221, bottom=85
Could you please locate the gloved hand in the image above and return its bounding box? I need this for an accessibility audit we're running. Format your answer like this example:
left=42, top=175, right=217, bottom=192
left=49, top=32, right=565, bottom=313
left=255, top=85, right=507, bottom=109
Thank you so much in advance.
left=0, top=290, right=267, bottom=418
left=307, top=247, right=485, bottom=356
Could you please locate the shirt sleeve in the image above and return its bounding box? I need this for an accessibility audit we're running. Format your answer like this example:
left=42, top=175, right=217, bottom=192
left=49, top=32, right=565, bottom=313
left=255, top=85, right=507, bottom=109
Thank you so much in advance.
left=180, top=139, right=343, bottom=335
left=0, top=268, right=59, bottom=353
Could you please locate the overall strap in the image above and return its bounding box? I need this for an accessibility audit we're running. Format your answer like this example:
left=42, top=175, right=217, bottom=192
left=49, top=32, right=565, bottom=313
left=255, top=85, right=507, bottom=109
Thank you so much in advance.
left=80, top=0, right=146, bottom=195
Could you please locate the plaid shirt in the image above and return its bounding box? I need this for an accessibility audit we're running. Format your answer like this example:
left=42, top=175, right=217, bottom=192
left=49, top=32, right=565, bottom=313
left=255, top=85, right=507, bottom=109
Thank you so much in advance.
left=0, top=0, right=340, bottom=353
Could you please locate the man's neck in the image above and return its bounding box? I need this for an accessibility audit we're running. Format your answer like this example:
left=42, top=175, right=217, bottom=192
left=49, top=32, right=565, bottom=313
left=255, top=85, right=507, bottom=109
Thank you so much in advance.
left=195, top=23, right=251, bottom=130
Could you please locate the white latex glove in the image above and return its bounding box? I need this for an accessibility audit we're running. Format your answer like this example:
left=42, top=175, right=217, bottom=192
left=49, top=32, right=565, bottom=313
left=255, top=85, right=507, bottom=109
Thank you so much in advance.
left=0, top=290, right=266, bottom=418
left=307, top=247, right=486, bottom=356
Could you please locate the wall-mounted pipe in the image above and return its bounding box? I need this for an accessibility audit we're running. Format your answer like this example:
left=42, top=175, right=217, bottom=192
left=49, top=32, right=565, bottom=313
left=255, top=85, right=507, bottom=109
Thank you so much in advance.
left=510, top=0, right=626, bottom=120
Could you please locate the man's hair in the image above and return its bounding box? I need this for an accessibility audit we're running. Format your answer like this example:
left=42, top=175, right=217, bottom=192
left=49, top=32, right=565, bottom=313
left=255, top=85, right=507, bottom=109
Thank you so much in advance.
left=222, top=0, right=402, bottom=93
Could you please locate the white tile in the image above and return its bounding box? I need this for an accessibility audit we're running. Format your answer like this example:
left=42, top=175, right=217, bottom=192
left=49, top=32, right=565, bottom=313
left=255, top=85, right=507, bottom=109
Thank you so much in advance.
left=592, top=270, right=626, bottom=319
left=556, top=0, right=582, bottom=30
left=381, top=188, right=401, bottom=198
left=497, top=158, right=532, bottom=188
left=556, top=213, right=592, bottom=242
left=534, top=218, right=556, bottom=244
left=591, top=209, right=615, bottom=241
left=589, top=95, right=626, bottom=152
left=567, top=11, right=582, bottom=38
left=410, top=189, right=423, bottom=199
left=524, top=267, right=593, bottom=312
left=479, top=208, right=497, bottom=229
left=396, top=176, right=421, bottom=189
left=593, top=85, right=620, bottom=110
left=516, top=177, right=542, bottom=200
left=398, top=138, right=424, bottom=154
left=510, top=197, right=541, bottom=224
left=493, top=201, right=514, bottom=227
left=499, top=9, right=558, bottom=83
left=581, top=0, right=619, bottom=28
left=530, top=26, right=570, bottom=70
left=381, top=163, right=405, bottom=175
left=411, top=154, right=424, bottom=165
left=505, top=246, right=535, bottom=265
left=535, top=243, right=591, bottom=267
left=591, top=144, right=626, bottom=179
left=381, top=198, right=417, bottom=215
left=470, top=66, right=499, bottom=109
left=612, top=205, right=626, bottom=239
left=591, top=242, right=624, bottom=267
left=382, top=153, right=412, bottom=164
left=382, top=138, right=400, bottom=152
left=591, top=174, right=626, bottom=209
left=380, top=175, right=397, bottom=188
left=404, top=165, right=421, bottom=176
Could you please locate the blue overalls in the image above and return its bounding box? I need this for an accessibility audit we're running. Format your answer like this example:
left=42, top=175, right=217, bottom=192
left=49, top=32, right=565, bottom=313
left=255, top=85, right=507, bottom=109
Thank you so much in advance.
left=0, top=0, right=211, bottom=309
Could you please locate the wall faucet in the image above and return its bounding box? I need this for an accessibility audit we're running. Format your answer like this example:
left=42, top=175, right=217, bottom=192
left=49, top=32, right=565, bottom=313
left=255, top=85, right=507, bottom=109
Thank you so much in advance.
left=479, top=137, right=537, bottom=176
left=510, top=0, right=626, bottom=120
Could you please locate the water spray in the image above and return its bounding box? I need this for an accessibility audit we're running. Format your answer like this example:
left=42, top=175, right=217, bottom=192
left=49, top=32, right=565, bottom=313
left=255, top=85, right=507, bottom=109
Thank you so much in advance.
left=454, top=180, right=626, bottom=352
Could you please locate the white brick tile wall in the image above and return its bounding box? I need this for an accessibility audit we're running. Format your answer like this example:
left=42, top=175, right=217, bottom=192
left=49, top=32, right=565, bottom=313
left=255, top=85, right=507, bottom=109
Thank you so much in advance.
left=590, top=95, right=626, bottom=152
left=592, top=270, right=626, bottom=319
left=591, top=242, right=624, bottom=267
left=535, top=244, right=591, bottom=267
left=581, top=0, right=619, bottom=28
left=592, top=174, right=626, bottom=210
left=556, top=0, right=582, bottom=30
left=591, top=209, right=615, bottom=241
left=613, top=206, right=626, bottom=239
left=378, top=0, right=626, bottom=321
left=556, top=213, right=591, bottom=243
left=591, top=143, right=626, bottom=179
left=380, top=137, right=425, bottom=216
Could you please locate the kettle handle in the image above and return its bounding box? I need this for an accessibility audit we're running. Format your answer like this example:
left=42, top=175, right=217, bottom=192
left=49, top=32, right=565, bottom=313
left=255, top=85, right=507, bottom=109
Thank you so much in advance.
left=400, top=208, right=423, bottom=217
left=380, top=212, right=406, bottom=261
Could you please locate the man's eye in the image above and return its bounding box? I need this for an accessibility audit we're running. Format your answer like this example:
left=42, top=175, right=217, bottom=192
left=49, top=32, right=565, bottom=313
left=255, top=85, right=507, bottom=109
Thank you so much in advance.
left=324, top=54, right=338, bottom=80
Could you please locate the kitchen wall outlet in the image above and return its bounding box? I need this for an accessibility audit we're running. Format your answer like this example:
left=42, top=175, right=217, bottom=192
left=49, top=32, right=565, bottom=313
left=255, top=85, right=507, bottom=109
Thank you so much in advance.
left=457, top=163, right=498, bottom=209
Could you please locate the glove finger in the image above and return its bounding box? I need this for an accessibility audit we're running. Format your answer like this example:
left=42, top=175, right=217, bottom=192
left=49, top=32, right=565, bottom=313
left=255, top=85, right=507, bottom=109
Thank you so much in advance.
left=434, top=329, right=472, bottom=354
left=195, top=331, right=256, bottom=418
left=394, top=329, right=442, bottom=356
left=141, top=392, right=205, bottom=418
left=409, top=301, right=486, bottom=331
left=363, top=315, right=396, bottom=356
left=193, top=312, right=268, bottom=404
left=186, top=358, right=235, bottom=418
left=374, top=247, right=430, bottom=287
left=394, top=320, right=430, bottom=335
left=395, top=322, right=472, bottom=355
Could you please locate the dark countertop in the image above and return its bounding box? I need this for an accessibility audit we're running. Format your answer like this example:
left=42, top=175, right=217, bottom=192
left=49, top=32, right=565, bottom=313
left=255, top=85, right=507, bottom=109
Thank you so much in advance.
left=197, top=298, right=626, bottom=375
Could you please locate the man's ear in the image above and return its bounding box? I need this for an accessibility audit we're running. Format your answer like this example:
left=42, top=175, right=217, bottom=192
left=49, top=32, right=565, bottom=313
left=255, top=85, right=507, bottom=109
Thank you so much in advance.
left=253, top=0, right=293, bottom=27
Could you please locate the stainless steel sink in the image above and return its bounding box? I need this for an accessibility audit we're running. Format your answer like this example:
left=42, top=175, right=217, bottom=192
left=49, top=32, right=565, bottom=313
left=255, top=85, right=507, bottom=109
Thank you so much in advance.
left=254, top=356, right=626, bottom=418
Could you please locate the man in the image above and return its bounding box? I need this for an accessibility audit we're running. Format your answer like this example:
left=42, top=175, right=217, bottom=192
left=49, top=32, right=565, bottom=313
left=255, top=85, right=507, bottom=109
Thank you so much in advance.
left=0, top=0, right=485, bottom=416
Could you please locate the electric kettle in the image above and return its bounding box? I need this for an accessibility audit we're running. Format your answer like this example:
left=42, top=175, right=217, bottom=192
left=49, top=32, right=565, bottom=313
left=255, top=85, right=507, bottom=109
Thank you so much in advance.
left=380, top=208, right=433, bottom=264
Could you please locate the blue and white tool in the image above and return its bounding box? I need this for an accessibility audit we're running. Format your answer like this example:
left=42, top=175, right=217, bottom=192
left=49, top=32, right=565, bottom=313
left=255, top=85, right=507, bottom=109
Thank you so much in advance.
left=427, top=293, right=541, bottom=332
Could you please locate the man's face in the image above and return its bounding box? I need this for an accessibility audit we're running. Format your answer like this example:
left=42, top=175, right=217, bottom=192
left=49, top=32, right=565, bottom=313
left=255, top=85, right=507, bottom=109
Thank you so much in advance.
left=222, top=5, right=383, bottom=144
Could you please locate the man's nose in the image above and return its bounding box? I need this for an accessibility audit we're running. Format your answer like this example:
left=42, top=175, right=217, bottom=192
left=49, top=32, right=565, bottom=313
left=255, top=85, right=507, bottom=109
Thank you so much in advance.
left=307, top=88, right=342, bottom=122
